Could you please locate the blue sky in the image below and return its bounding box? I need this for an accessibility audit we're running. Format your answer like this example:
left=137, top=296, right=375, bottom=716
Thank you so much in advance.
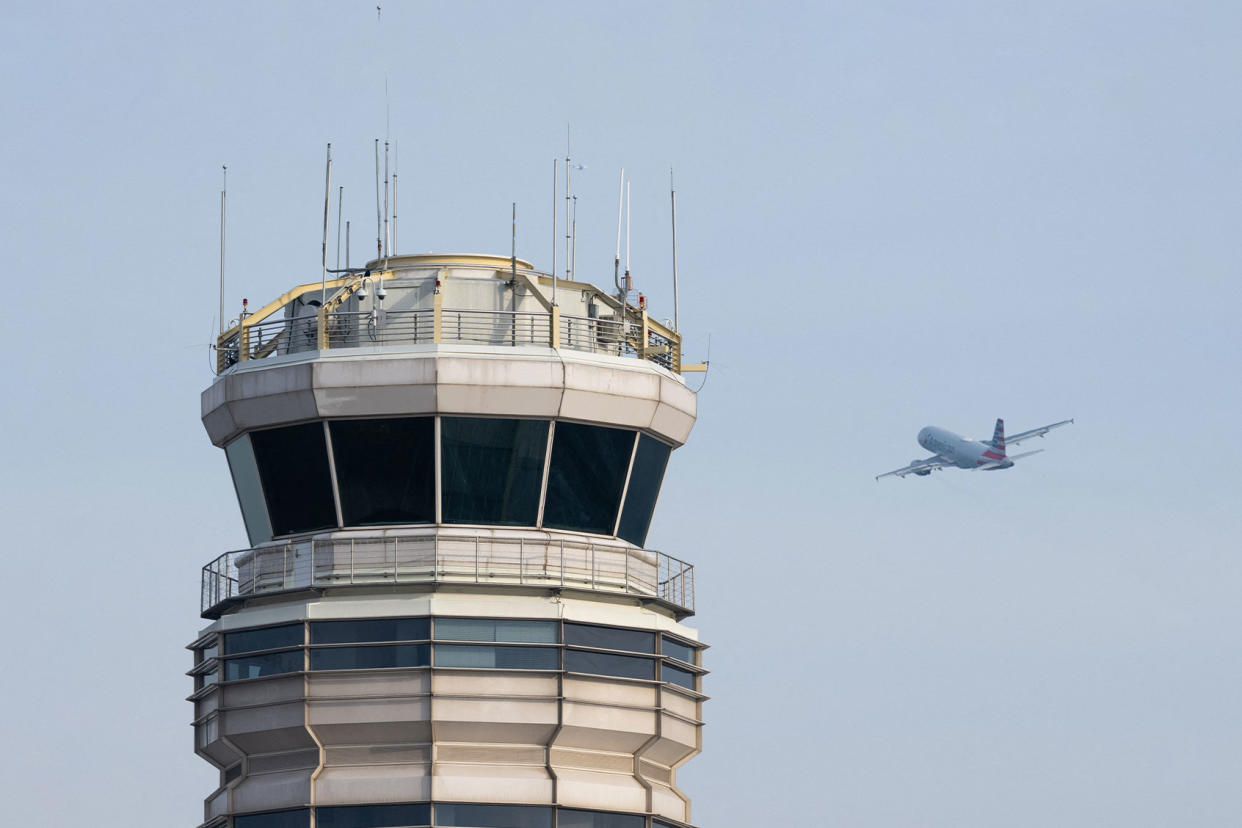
left=2, top=2, right=1240, bottom=826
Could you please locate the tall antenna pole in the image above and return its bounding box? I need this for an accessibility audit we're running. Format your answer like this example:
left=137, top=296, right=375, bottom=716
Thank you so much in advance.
left=321, top=143, right=332, bottom=303
left=624, top=179, right=631, bottom=303
left=670, top=168, right=679, bottom=332
left=571, top=195, right=578, bottom=284
left=336, top=185, right=343, bottom=272
left=614, top=169, right=624, bottom=297
left=218, top=165, right=226, bottom=332
left=551, top=159, right=558, bottom=305
left=374, top=139, right=382, bottom=264
left=564, top=154, right=571, bottom=280
left=383, top=140, right=390, bottom=266
left=392, top=141, right=398, bottom=255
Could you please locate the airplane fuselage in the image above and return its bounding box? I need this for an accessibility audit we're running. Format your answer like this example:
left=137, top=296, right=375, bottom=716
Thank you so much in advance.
left=917, top=426, right=1012, bottom=470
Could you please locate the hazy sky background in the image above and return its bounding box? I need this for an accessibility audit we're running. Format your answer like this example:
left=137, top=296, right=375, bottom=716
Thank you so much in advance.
left=2, top=2, right=1240, bottom=826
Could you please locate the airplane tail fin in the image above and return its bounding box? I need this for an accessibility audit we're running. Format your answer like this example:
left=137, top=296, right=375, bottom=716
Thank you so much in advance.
left=990, top=418, right=1007, bottom=457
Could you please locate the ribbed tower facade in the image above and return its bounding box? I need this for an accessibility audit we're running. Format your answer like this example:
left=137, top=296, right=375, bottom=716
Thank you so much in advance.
left=189, top=254, right=704, bottom=828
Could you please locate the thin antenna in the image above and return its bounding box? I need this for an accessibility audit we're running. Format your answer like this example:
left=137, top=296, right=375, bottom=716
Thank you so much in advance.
left=614, top=168, right=624, bottom=297
left=551, top=159, right=558, bottom=305
left=564, top=127, right=571, bottom=280
left=383, top=140, right=390, bottom=264
left=374, top=139, right=382, bottom=263
left=670, top=167, right=679, bottom=332
left=511, top=202, right=517, bottom=286
left=219, top=165, right=227, bottom=334
left=321, top=143, right=332, bottom=303
left=392, top=141, right=398, bottom=254
left=335, top=185, right=343, bottom=271
left=570, top=195, right=578, bottom=283
left=624, top=179, right=631, bottom=301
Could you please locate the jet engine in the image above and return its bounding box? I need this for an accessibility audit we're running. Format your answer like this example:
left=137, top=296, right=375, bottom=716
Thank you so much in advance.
left=912, top=460, right=931, bottom=476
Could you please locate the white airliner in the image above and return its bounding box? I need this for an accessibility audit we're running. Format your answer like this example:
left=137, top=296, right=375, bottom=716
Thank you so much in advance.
left=876, top=418, right=1073, bottom=480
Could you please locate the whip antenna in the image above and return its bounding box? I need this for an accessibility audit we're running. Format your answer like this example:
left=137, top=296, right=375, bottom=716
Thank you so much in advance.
left=670, top=167, right=679, bottom=332
left=551, top=159, right=558, bottom=305
left=321, top=144, right=332, bottom=303
left=614, top=168, right=624, bottom=296
left=219, top=165, right=227, bottom=334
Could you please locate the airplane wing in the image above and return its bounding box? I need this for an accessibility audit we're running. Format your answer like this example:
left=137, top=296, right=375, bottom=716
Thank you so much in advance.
left=875, top=456, right=953, bottom=480
left=1003, top=419, right=1073, bottom=446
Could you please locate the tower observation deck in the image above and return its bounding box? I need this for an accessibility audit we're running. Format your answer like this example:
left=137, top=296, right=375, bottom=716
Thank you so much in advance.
left=189, top=253, right=706, bottom=828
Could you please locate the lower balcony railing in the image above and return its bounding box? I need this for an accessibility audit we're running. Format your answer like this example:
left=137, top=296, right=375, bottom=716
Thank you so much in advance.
left=201, top=532, right=695, bottom=617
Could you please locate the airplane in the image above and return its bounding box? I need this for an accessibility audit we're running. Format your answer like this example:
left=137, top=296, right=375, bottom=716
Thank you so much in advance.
left=876, top=418, right=1073, bottom=480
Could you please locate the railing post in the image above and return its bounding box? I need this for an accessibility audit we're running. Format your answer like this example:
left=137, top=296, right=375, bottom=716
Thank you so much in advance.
left=433, top=288, right=443, bottom=344
left=239, top=324, right=251, bottom=362
left=639, top=309, right=649, bottom=361
left=550, top=305, right=561, bottom=349
left=317, top=304, right=328, bottom=350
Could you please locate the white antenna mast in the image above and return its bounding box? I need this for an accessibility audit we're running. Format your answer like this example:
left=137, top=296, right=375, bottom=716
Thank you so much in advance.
left=321, top=143, right=332, bottom=303
left=551, top=159, right=558, bottom=305
left=571, top=195, right=578, bottom=283
left=564, top=132, right=571, bottom=280
left=383, top=140, right=390, bottom=265
left=624, top=178, right=631, bottom=303
left=670, top=168, right=679, bottom=332
left=335, top=185, right=343, bottom=272
left=613, top=168, right=624, bottom=298
left=392, top=141, right=398, bottom=255
left=219, top=165, right=227, bottom=334
left=374, top=139, right=382, bottom=263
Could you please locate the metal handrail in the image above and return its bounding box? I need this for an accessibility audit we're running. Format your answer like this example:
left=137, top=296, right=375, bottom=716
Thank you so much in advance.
left=200, top=533, right=695, bottom=618
left=217, top=304, right=681, bottom=374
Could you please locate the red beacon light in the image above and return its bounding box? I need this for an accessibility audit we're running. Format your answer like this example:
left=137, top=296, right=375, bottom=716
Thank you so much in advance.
left=638, top=293, right=646, bottom=310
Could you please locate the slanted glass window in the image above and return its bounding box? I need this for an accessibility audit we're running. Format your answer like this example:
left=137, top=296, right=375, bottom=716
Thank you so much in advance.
left=329, top=418, right=434, bottom=525
left=662, top=663, right=696, bottom=691
left=234, top=809, right=310, bottom=828
left=309, top=644, right=429, bottom=671
left=250, top=423, right=338, bottom=537
left=564, top=623, right=655, bottom=653
left=434, top=644, right=558, bottom=670
left=563, top=650, right=655, bottom=681
left=434, top=618, right=557, bottom=643
left=224, top=650, right=304, bottom=681
left=224, top=624, right=303, bottom=655
left=441, top=417, right=548, bottom=526
left=616, top=435, right=672, bottom=546
left=435, top=803, right=553, bottom=828
left=316, top=803, right=430, bottom=828
left=310, top=618, right=429, bottom=644
left=543, top=423, right=635, bottom=535
left=558, top=810, right=645, bottom=828
left=225, top=434, right=274, bottom=546
left=661, top=636, right=696, bottom=665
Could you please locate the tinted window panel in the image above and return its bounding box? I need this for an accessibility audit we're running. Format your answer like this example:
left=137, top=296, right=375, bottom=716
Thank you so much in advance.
left=309, top=644, right=429, bottom=671
left=434, top=645, right=558, bottom=670
left=558, top=810, right=645, bottom=828
left=329, top=418, right=434, bottom=525
left=441, top=418, right=548, bottom=526
left=434, top=618, right=558, bottom=643
left=224, top=624, right=303, bottom=655
left=543, top=423, right=635, bottom=535
left=661, top=637, right=696, bottom=665
left=310, top=618, right=429, bottom=644
left=224, top=650, right=303, bottom=681
left=234, top=809, right=310, bottom=828
left=616, top=435, right=671, bottom=546
left=662, top=663, right=697, bottom=691
left=435, top=804, right=552, bottom=828
left=564, top=650, right=654, bottom=681
left=250, top=423, right=338, bottom=536
left=564, top=623, right=655, bottom=653
left=225, top=435, right=274, bottom=546
left=316, top=803, right=430, bottom=828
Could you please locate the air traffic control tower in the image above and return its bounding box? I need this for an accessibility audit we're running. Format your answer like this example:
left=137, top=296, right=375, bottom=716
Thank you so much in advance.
left=189, top=253, right=706, bottom=828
